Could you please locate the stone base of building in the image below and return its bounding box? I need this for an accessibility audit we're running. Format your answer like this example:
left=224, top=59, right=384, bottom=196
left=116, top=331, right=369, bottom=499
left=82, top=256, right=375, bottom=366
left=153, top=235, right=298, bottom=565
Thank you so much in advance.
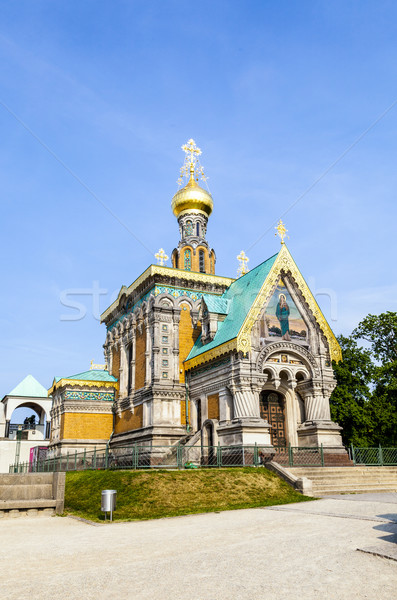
left=297, top=420, right=344, bottom=450
left=109, top=425, right=188, bottom=449
left=217, top=417, right=273, bottom=448
left=48, top=438, right=109, bottom=457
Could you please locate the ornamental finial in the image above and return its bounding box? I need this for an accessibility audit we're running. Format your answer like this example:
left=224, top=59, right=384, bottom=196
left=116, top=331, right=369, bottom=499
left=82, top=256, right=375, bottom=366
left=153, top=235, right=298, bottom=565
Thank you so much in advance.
left=237, top=250, right=249, bottom=277
left=178, top=138, right=208, bottom=186
left=155, top=248, right=169, bottom=266
left=275, top=219, right=288, bottom=244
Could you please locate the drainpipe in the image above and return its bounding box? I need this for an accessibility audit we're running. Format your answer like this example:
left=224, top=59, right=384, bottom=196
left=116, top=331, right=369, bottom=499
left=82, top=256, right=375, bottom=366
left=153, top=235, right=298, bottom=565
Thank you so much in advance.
left=185, top=380, right=191, bottom=433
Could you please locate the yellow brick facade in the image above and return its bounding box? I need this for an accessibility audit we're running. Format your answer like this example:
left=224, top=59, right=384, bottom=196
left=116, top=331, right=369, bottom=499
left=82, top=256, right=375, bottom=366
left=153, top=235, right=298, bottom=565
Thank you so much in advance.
left=180, top=398, right=190, bottom=425
left=62, top=412, right=113, bottom=440
left=114, top=405, right=143, bottom=434
left=179, top=303, right=201, bottom=383
left=208, top=393, right=220, bottom=420
left=172, top=245, right=215, bottom=275
left=135, top=325, right=146, bottom=390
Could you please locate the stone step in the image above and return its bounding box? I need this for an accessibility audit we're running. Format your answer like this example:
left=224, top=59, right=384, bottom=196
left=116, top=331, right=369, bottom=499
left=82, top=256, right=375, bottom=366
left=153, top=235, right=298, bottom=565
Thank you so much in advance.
left=0, top=499, right=57, bottom=510
left=0, top=474, right=53, bottom=485
left=0, top=484, right=53, bottom=501
left=315, top=486, right=397, bottom=495
left=289, top=468, right=397, bottom=476
left=295, top=473, right=397, bottom=480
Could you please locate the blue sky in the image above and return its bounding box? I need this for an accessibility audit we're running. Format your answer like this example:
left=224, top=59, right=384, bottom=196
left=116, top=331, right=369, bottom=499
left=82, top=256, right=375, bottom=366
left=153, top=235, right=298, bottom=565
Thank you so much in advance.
left=1, top=1, right=397, bottom=403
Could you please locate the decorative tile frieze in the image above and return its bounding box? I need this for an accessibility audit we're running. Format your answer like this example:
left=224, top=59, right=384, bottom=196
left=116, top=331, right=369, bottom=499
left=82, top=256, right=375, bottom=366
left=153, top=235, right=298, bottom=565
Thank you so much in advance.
left=64, top=390, right=115, bottom=402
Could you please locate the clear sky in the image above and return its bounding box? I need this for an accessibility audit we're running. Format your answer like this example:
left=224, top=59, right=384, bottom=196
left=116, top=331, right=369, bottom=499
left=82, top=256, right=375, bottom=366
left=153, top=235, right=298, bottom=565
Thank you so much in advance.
left=1, top=1, right=396, bottom=401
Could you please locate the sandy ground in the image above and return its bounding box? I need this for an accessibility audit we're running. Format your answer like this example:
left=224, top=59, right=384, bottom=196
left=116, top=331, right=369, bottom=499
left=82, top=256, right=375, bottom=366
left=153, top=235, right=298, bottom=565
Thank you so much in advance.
left=0, top=495, right=396, bottom=600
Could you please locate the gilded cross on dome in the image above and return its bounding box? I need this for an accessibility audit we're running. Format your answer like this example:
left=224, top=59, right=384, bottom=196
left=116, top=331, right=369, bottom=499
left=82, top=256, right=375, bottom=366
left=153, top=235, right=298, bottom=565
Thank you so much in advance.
left=275, top=219, right=288, bottom=244
left=178, top=138, right=208, bottom=186
left=155, top=248, right=169, bottom=266
left=237, top=250, right=249, bottom=277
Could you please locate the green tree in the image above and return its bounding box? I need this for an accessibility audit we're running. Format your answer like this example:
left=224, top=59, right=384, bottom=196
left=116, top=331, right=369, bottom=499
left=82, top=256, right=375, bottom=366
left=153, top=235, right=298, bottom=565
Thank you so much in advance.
left=353, top=311, right=397, bottom=446
left=331, top=312, right=397, bottom=446
left=330, top=335, right=374, bottom=446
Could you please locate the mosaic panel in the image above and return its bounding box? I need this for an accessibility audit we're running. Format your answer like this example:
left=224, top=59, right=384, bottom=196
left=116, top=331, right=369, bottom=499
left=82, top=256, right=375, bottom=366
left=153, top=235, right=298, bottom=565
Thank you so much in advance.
left=107, top=285, right=219, bottom=331
left=64, top=390, right=115, bottom=402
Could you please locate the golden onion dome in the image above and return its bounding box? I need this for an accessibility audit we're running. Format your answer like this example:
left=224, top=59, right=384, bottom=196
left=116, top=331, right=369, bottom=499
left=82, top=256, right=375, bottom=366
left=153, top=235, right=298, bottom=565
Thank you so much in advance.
left=171, top=170, right=213, bottom=218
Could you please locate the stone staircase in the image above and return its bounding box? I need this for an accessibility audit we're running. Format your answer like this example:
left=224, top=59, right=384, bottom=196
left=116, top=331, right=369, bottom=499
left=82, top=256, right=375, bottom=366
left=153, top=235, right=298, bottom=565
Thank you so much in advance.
left=288, top=466, right=397, bottom=495
left=0, top=473, right=65, bottom=517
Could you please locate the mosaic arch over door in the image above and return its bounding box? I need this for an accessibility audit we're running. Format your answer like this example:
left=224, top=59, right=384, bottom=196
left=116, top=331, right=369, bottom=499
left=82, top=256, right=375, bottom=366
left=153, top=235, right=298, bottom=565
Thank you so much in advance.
left=259, top=390, right=286, bottom=447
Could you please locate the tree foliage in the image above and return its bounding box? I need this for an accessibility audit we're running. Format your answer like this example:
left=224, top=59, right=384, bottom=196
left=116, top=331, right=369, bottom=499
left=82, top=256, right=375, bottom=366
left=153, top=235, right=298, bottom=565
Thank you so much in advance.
left=331, top=312, right=397, bottom=446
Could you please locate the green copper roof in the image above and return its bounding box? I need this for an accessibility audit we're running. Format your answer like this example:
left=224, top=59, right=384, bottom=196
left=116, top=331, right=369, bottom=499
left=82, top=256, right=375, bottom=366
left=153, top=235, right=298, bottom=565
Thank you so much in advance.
left=8, top=375, right=48, bottom=398
left=186, top=253, right=278, bottom=361
left=64, top=370, right=117, bottom=383
left=202, top=295, right=230, bottom=315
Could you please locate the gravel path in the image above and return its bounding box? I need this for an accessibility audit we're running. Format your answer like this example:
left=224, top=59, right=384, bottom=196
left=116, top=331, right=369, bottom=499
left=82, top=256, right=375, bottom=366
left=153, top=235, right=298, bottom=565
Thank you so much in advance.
left=1, top=495, right=396, bottom=600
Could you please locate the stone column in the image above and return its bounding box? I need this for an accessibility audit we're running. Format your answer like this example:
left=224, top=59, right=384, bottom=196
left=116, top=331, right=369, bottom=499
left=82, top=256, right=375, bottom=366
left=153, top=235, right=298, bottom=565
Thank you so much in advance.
left=173, top=310, right=181, bottom=383
left=144, top=317, right=152, bottom=386
left=304, top=391, right=331, bottom=421
left=219, top=388, right=233, bottom=422
left=130, top=327, right=136, bottom=394
left=119, top=338, right=128, bottom=398
left=233, top=386, right=260, bottom=419
left=152, top=317, right=161, bottom=383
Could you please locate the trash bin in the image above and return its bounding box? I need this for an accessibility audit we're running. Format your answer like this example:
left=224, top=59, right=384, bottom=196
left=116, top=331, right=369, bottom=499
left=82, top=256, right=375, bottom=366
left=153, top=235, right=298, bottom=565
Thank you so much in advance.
left=101, top=489, right=117, bottom=521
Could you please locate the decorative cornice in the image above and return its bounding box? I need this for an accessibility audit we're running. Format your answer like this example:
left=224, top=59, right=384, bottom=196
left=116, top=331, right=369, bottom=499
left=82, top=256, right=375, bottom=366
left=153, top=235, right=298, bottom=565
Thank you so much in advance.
left=184, top=339, right=237, bottom=370
left=237, top=245, right=342, bottom=362
left=101, top=265, right=234, bottom=323
left=256, top=341, right=319, bottom=374
left=48, top=379, right=118, bottom=396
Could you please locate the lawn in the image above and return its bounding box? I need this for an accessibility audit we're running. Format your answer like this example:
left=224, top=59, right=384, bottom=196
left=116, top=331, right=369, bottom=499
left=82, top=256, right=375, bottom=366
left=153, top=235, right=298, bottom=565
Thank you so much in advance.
left=64, top=467, right=314, bottom=522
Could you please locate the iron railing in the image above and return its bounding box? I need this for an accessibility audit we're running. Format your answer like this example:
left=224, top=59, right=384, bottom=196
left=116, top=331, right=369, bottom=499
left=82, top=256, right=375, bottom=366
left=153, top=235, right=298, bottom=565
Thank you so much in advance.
left=351, top=446, right=397, bottom=466
left=9, top=444, right=397, bottom=473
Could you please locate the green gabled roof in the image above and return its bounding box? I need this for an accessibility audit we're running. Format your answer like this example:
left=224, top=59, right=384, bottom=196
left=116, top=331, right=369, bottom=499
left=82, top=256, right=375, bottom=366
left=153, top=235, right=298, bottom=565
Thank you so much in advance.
left=65, top=370, right=117, bottom=383
left=186, top=253, right=278, bottom=361
left=202, top=295, right=230, bottom=314
left=8, top=375, right=48, bottom=398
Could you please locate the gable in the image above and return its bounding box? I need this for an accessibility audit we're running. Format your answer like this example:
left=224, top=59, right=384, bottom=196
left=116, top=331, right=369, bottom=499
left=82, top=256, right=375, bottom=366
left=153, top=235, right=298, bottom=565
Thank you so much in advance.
left=259, top=278, right=308, bottom=343
left=237, top=244, right=341, bottom=362
left=184, top=244, right=341, bottom=369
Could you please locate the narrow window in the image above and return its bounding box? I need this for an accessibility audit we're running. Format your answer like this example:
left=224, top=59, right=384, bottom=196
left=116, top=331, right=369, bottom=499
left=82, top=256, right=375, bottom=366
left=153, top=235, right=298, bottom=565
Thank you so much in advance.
left=199, top=249, right=205, bottom=273
left=185, top=220, right=193, bottom=236
left=127, top=344, right=133, bottom=394
left=196, top=222, right=200, bottom=237
left=184, top=248, right=192, bottom=271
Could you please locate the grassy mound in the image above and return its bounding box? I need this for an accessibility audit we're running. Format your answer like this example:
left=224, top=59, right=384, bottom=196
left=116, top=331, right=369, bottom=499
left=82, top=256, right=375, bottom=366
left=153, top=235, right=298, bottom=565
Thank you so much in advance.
left=64, top=468, right=313, bottom=522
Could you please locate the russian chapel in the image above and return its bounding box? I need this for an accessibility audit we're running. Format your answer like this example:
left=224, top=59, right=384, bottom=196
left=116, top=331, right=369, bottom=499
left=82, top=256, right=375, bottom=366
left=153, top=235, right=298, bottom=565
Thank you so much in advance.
left=49, top=139, right=345, bottom=460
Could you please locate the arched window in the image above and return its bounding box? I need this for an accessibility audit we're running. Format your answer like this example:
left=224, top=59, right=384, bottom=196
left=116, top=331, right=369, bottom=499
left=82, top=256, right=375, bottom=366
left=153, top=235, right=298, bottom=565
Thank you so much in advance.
left=196, top=222, right=200, bottom=237
left=185, top=220, right=193, bottom=236
left=174, top=253, right=178, bottom=269
left=184, top=248, right=192, bottom=271
left=199, top=249, right=205, bottom=273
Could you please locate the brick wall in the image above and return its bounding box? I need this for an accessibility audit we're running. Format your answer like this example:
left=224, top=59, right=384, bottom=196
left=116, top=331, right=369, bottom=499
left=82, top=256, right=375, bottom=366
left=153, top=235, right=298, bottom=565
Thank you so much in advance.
left=112, top=348, right=120, bottom=398
left=208, top=393, right=220, bottom=420
left=114, top=405, right=143, bottom=434
left=135, top=324, right=146, bottom=390
left=62, top=413, right=113, bottom=440
left=179, top=303, right=201, bottom=383
left=180, top=399, right=190, bottom=426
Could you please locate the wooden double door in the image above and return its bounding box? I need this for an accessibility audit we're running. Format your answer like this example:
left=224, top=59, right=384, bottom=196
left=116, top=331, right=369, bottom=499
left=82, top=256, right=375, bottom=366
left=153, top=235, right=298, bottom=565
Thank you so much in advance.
left=259, top=391, right=287, bottom=447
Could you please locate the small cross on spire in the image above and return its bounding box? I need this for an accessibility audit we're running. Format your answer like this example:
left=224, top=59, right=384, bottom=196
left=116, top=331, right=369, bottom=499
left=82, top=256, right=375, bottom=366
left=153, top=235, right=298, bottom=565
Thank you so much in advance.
left=178, top=138, right=208, bottom=186
left=237, top=250, right=249, bottom=277
left=155, top=248, right=169, bottom=266
left=275, top=219, right=288, bottom=244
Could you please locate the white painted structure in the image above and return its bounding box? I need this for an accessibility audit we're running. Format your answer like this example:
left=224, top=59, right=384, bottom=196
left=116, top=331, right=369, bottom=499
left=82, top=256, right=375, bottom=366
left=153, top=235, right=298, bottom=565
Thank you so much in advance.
left=0, top=375, right=51, bottom=472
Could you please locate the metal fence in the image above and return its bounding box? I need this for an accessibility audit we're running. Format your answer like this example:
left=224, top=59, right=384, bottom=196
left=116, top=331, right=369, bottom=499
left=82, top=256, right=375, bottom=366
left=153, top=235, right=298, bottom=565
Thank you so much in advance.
left=9, top=444, right=397, bottom=474
left=351, top=446, right=397, bottom=466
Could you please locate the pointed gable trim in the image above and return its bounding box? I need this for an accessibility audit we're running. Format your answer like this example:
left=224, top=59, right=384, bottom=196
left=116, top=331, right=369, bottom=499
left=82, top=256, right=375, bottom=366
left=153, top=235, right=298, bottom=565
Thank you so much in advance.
left=236, top=244, right=342, bottom=362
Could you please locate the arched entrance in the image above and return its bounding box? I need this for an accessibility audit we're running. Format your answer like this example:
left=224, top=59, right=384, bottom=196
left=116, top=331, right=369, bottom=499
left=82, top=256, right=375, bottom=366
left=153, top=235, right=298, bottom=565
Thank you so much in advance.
left=259, top=391, right=286, bottom=447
